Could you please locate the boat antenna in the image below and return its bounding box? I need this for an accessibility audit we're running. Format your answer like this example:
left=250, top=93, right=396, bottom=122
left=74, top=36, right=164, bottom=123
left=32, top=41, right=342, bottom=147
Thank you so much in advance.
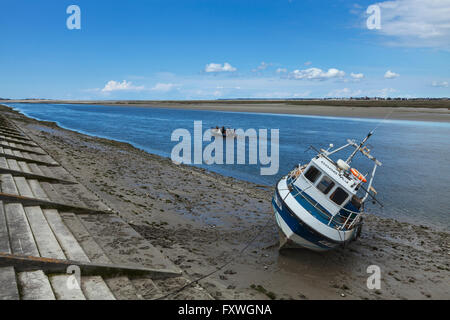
left=346, top=130, right=374, bottom=164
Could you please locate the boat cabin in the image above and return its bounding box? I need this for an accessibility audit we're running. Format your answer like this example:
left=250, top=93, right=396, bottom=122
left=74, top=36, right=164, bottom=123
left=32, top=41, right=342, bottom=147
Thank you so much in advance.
left=289, top=155, right=363, bottom=230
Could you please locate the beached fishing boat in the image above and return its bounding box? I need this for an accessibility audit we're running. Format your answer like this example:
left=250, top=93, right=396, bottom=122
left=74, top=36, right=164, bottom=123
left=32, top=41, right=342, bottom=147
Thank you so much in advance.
left=272, top=131, right=382, bottom=251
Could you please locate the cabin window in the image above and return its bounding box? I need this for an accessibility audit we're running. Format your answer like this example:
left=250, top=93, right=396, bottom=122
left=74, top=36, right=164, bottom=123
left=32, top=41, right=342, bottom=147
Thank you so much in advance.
left=304, top=166, right=320, bottom=183
left=317, top=176, right=335, bottom=194
left=330, top=187, right=348, bottom=205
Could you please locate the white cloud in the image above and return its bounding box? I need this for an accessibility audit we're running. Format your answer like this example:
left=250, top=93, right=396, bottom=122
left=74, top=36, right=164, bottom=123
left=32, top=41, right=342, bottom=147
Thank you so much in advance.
left=289, top=67, right=345, bottom=81
left=384, top=70, right=399, bottom=79
left=371, top=0, right=450, bottom=49
left=205, top=62, right=237, bottom=72
left=101, top=80, right=144, bottom=92
left=431, top=81, right=448, bottom=88
left=350, top=72, right=365, bottom=80
left=151, top=83, right=177, bottom=92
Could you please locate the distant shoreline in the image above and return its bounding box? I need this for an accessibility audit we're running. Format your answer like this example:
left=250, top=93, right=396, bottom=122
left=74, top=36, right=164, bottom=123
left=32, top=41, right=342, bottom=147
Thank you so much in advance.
left=4, top=99, right=450, bottom=122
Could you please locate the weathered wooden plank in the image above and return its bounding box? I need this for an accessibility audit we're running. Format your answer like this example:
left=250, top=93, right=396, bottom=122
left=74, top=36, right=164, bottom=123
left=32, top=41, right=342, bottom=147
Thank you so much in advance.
left=0, top=136, right=37, bottom=147
left=49, top=275, right=86, bottom=300
left=0, top=132, right=28, bottom=141
left=29, top=154, right=57, bottom=165
left=60, top=212, right=110, bottom=264
left=60, top=212, right=140, bottom=300
left=18, top=270, right=56, bottom=300
left=5, top=203, right=40, bottom=256
left=0, top=152, right=59, bottom=166
left=81, top=276, right=116, bottom=300
left=0, top=192, right=110, bottom=215
left=24, top=206, right=66, bottom=259
left=37, top=165, right=54, bottom=178
left=1, top=174, right=18, bottom=195
left=0, top=201, right=11, bottom=254
left=17, top=161, right=32, bottom=173
left=0, top=128, right=24, bottom=136
left=6, top=159, right=21, bottom=172
left=39, top=182, right=61, bottom=203
left=28, top=163, right=44, bottom=175
left=2, top=148, right=13, bottom=156
left=42, top=156, right=59, bottom=166
left=50, top=166, right=73, bottom=181
left=0, top=143, right=45, bottom=155
left=13, top=177, right=34, bottom=198
left=12, top=150, right=23, bottom=158
left=0, top=267, right=20, bottom=300
left=0, top=167, right=76, bottom=185
left=43, top=209, right=90, bottom=262
left=28, top=180, right=50, bottom=200
left=0, top=253, right=181, bottom=278
left=0, top=157, right=8, bottom=169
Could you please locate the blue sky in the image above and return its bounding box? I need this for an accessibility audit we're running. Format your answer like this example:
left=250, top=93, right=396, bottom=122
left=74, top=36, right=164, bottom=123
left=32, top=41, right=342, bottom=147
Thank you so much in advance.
left=1, top=0, right=449, bottom=99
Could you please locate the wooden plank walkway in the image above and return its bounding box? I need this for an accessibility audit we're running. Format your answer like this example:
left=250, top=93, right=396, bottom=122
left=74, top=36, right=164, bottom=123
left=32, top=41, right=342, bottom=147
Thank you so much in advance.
left=0, top=147, right=59, bottom=166
left=0, top=135, right=38, bottom=147
left=0, top=267, right=20, bottom=300
left=0, top=112, right=212, bottom=300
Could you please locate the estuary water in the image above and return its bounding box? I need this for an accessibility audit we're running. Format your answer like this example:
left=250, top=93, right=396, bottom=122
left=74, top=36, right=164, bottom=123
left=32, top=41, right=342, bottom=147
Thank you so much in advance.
left=6, top=103, right=450, bottom=230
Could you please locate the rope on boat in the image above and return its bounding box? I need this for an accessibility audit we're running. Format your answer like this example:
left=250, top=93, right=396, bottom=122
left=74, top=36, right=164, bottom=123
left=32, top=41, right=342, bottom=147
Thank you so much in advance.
left=372, top=109, right=395, bottom=133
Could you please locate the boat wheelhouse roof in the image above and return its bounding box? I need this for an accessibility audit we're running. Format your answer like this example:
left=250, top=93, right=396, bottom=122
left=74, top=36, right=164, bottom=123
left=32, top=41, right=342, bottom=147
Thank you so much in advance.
left=307, top=156, right=359, bottom=195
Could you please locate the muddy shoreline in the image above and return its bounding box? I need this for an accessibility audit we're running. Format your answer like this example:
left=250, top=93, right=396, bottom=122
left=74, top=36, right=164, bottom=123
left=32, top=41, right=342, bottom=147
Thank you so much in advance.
left=4, top=100, right=450, bottom=122
left=1, top=104, right=448, bottom=300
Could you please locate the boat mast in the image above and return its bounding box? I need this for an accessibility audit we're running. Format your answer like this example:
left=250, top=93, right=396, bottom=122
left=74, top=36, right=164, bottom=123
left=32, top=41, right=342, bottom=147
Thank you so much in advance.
left=346, top=131, right=373, bottom=164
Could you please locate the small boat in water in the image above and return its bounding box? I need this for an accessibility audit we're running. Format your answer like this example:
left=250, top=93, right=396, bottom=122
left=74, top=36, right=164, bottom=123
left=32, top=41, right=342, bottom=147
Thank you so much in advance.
left=211, top=126, right=236, bottom=138
left=272, top=131, right=382, bottom=251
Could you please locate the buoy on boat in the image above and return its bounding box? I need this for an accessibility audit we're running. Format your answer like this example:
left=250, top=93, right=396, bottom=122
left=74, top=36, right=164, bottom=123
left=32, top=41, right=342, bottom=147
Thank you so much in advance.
left=337, top=159, right=350, bottom=171
left=350, top=168, right=367, bottom=183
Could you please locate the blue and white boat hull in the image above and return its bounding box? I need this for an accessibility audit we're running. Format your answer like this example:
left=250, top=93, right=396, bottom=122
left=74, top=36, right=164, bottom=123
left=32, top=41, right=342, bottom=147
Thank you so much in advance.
left=272, top=177, right=358, bottom=252
left=273, top=205, right=336, bottom=251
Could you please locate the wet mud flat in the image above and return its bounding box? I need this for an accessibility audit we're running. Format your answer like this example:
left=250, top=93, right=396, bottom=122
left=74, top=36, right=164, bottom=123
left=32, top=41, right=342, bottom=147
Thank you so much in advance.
left=1, top=104, right=448, bottom=300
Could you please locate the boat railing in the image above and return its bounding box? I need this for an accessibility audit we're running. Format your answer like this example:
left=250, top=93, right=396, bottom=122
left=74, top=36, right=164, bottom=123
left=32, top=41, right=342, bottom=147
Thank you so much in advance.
left=286, top=165, right=307, bottom=182
left=289, top=183, right=335, bottom=225
left=289, top=181, right=361, bottom=231
left=331, top=207, right=361, bottom=230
